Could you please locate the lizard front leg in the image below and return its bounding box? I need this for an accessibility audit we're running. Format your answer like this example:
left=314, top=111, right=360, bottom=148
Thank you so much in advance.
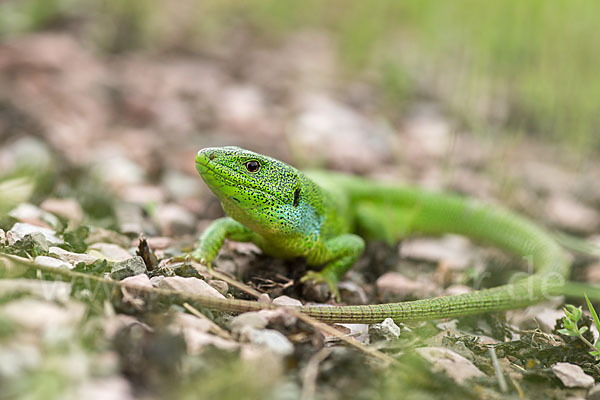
left=192, top=217, right=262, bottom=266
left=302, top=234, right=365, bottom=300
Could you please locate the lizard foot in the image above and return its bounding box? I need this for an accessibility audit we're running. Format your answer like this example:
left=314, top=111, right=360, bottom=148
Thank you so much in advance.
left=190, top=249, right=212, bottom=269
left=301, top=270, right=340, bottom=302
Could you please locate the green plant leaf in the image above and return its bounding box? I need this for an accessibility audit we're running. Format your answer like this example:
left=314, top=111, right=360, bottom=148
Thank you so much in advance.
left=564, top=305, right=581, bottom=323
left=561, top=314, right=577, bottom=332
left=558, top=328, right=576, bottom=336
left=585, top=293, right=600, bottom=335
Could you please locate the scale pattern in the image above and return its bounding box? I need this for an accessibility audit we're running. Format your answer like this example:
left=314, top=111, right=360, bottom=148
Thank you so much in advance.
left=194, top=147, right=572, bottom=323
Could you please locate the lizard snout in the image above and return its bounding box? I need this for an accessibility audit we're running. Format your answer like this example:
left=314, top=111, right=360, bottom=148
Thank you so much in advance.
left=196, top=148, right=217, bottom=165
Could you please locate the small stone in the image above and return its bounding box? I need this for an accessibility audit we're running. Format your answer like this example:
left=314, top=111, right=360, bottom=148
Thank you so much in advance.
left=40, top=198, right=84, bottom=224
left=157, top=276, right=225, bottom=299
left=173, top=313, right=212, bottom=333
left=416, top=347, right=484, bottom=384
left=333, top=323, right=369, bottom=343
left=208, top=280, right=229, bottom=296
left=150, top=276, right=164, bottom=287
left=0, top=279, right=71, bottom=302
left=402, top=235, right=476, bottom=271
left=218, top=85, right=268, bottom=134
left=257, top=296, right=298, bottom=326
left=170, top=313, right=238, bottom=353
left=170, top=261, right=204, bottom=279
left=178, top=197, right=206, bottom=218
left=155, top=204, right=196, bottom=236
left=436, top=319, right=459, bottom=332
left=75, top=377, right=134, bottom=400
left=110, top=256, right=147, bottom=280
left=0, top=229, right=5, bottom=243
left=5, top=231, right=18, bottom=246
left=88, top=243, right=132, bottom=261
left=479, top=336, right=500, bottom=346
left=534, top=308, right=566, bottom=333
left=18, top=232, right=50, bottom=253
left=49, top=246, right=98, bottom=265
left=85, top=228, right=131, bottom=248
left=257, top=293, right=272, bottom=304
left=9, top=203, right=60, bottom=228
left=239, top=345, right=285, bottom=370
left=290, top=93, right=395, bottom=172
left=588, top=383, right=600, bottom=400
left=0, top=343, right=41, bottom=378
left=272, top=295, right=303, bottom=307
left=62, top=354, right=93, bottom=381
left=227, top=241, right=262, bottom=256
left=182, top=331, right=239, bottom=353
left=241, top=328, right=294, bottom=356
left=120, top=184, right=166, bottom=205
left=9, top=222, right=62, bottom=244
left=301, top=279, right=331, bottom=303
left=338, top=281, right=368, bottom=304
left=404, top=106, right=452, bottom=158
left=1, top=299, right=85, bottom=332
left=103, top=314, right=151, bottom=339
left=121, top=274, right=152, bottom=288
left=546, top=195, right=600, bottom=234
left=91, top=154, right=145, bottom=186
left=376, top=272, right=441, bottom=300
left=34, top=255, right=74, bottom=270
left=444, top=285, right=472, bottom=296
left=162, top=170, right=202, bottom=199
left=369, top=318, right=401, bottom=341
left=507, top=301, right=564, bottom=331
left=115, top=203, right=150, bottom=235
left=522, top=161, right=576, bottom=194
left=257, top=308, right=297, bottom=327
left=1, top=136, right=52, bottom=171
left=552, top=362, right=594, bottom=388
left=230, top=312, right=269, bottom=334
left=586, top=263, right=600, bottom=284
left=448, top=169, right=495, bottom=199
left=324, top=322, right=350, bottom=336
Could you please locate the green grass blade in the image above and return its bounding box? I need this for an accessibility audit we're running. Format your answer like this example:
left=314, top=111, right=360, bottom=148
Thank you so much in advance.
left=585, top=294, right=600, bottom=335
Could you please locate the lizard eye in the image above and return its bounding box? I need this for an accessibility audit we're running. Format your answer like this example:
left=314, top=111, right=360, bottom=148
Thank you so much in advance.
left=245, top=160, right=260, bottom=173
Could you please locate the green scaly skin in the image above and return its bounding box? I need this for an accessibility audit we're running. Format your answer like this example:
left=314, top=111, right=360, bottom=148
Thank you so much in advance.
left=193, top=146, right=573, bottom=324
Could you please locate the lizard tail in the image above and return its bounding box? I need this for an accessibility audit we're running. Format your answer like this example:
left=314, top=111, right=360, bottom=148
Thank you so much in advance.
left=302, top=189, right=572, bottom=323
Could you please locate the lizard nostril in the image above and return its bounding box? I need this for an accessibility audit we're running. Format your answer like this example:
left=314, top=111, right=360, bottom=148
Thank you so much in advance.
left=208, top=153, right=216, bottom=161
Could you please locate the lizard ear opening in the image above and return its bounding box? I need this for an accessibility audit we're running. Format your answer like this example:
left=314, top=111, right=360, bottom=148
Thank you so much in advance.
left=293, top=188, right=300, bottom=207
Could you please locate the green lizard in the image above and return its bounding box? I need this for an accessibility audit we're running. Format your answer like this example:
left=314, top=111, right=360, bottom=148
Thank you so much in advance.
left=192, top=146, right=594, bottom=323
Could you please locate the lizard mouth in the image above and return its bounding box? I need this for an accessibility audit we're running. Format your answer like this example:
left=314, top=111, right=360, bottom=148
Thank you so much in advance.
left=195, top=153, right=219, bottom=177
left=195, top=153, right=240, bottom=190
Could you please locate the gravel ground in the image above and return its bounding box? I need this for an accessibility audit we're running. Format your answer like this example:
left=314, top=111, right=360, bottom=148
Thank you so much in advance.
left=0, top=28, right=599, bottom=400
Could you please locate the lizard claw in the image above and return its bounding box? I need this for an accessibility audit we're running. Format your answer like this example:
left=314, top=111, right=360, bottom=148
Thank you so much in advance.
left=190, top=250, right=213, bottom=269
left=301, top=270, right=341, bottom=302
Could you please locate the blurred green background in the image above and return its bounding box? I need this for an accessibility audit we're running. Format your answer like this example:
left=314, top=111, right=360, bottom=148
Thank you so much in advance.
left=1, top=0, right=598, bottom=154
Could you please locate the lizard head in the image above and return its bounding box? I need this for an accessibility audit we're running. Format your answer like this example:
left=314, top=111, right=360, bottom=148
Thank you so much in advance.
left=195, top=146, right=307, bottom=234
